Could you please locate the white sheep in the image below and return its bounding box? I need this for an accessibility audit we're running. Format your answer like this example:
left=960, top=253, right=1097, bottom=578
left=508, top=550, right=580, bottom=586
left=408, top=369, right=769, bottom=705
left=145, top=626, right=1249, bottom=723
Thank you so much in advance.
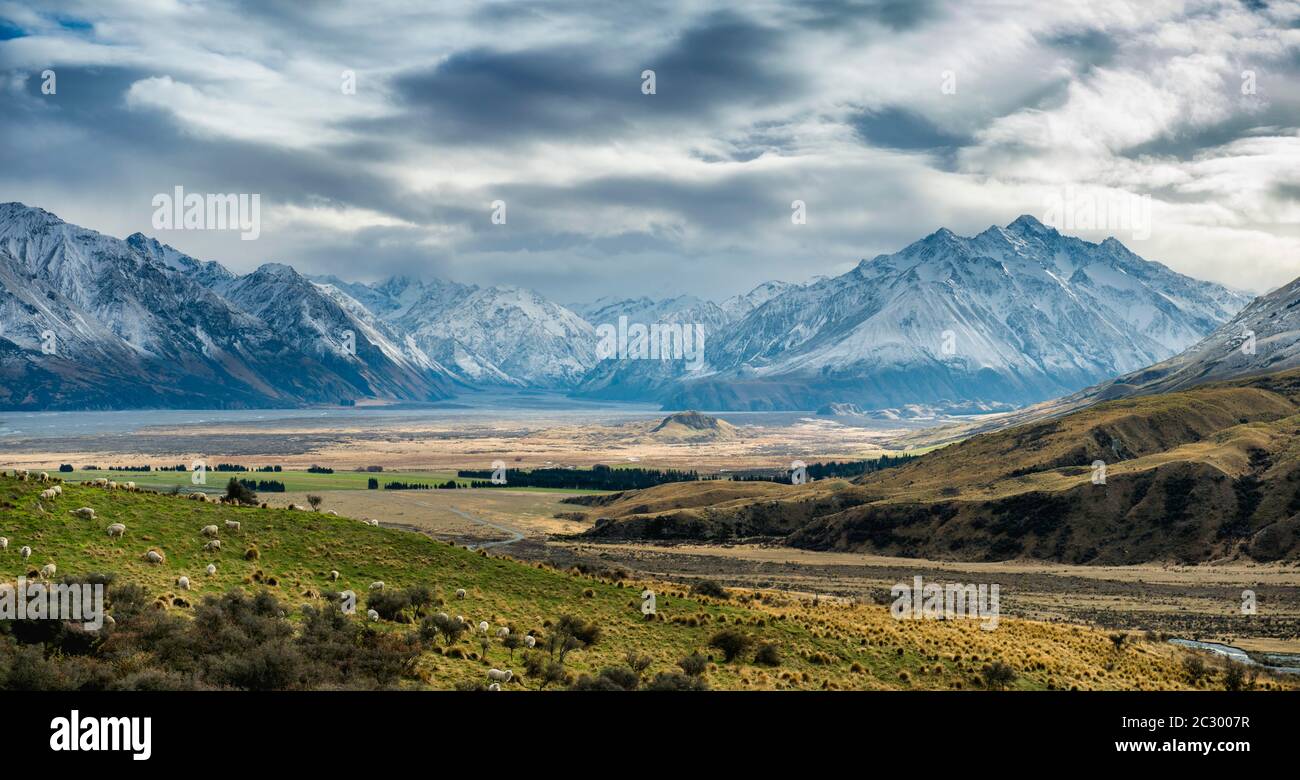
left=52, top=484, right=62, bottom=495
left=39, top=472, right=49, bottom=482
left=15, top=468, right=28, bottom=480
left=203, top=540, right=221, bottom=552
left=0, top=537, right=7, bottom=551
left=20, top=545, right=32, bottom=561
left=369, top=581, right=385, bottom=591
left=455, top=588, right=467, bottom=599
left=496, top=626, right=510, bottom=638
left=524, top=635, right=536, bottom=648
left=107, top=481, right=118, bottom=490
left=486, top=669, right=513, bottom=683
left=200, top=525, right=219, bottom=538
left=325, top=510, right=338, bottom=516
left=478, top=620, right=490, bottom=634
left=39, top=488, right=57, bottom=501
left=206, top=563, right=217, bottom=576
left=367, top=609, right=380, bottom=621
left=124, top=481, right=136, bottom=491
left=106, top=523, right=126, bottom=538
left=367, top=519, right=379, bottom=527
left=144, top=550, right=164, bottom=564
left=39, top=563, right=56, bottom=579
left=69, top=507, right=96, bottom=520
left=177, top=576, right=190, bottom=590
left=488, top=682, right=501, bottom=692
left=225, top=520, right=240, bottom=532
left=93, top=478, right=107, bottom=487
left=329, top=570, right=340, bottom=581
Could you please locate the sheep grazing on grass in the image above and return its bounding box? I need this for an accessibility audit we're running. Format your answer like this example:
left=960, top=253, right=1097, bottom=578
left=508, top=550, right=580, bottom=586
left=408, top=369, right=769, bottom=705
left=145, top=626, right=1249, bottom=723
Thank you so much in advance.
left=497, top=626, right=510, bottom=638
left=325, top=510, right=338, bottom=516
left=124, top=481, right=136, bottom=491
left=69, top=507, right=96, bottom=520
left=478, top=621, right=490, bottom=634
left=15, top=469, right=28, bottom=480
left=144, top=550, right=164, bottom=564
left=486, top=669, right=513, bottom=683
left=177, top=576, right=190, bottom=590
left=206, top=564, right=217, bottom=576
left=203, top=540, right=221, bottom=552
left=200, top=525, right=219, bottom=538
left=52, top=484, right=62, bottom=496
left=365, top=519, right=379, bottom=527
left=39, top=563, right=56, bottom=579
left=329, top=570, right=340, bottom=581
left=455, top=588, right=467, bottom=599
left=369, top=581, right=385, bottom=591
left=488, top=683, right=501, bottom=692
left=106, top=523, right=126, bottom=539
left=0, top=537, right=7, bottom=551
left=107, top=481, right=118, bottom=490
left=38, top=472, right=49, bottom=482
left=287, top=503, right=303, bottom=511
left=20, top=546, right=32, bottom=561
left=39, top=488, right=57, bottom=501
left=367, top=609, right=380, bottom=621
left=524, top=635, right=536, bottom=648
left=225, top=520, right=240, bottom=532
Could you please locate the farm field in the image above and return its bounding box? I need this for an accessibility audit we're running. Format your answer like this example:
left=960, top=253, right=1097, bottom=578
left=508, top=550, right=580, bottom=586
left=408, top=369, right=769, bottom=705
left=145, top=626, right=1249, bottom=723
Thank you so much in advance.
left=1, top=472, right=1282, bottom=691
left=57, top=469, right=609, bottom=494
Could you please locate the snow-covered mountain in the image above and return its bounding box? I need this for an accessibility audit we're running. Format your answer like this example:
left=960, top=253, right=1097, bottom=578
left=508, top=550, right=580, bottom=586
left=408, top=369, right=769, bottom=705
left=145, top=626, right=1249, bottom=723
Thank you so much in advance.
left=0, top=203, right=453, bottom=409
left=328, top=277, right=600, bottom=388
left=1079, top=275, right=1300, bottom=401
left=0, top=204, right=1250, bottom=412
left=576, top=216, right=1250, bottom=411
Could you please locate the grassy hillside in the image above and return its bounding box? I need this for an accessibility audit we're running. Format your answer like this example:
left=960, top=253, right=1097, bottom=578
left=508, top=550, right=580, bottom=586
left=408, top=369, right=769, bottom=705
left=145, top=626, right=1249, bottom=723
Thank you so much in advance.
left=577, top=370, right=1300, bottom=563
left=0, top=473, right=1271, bottom=690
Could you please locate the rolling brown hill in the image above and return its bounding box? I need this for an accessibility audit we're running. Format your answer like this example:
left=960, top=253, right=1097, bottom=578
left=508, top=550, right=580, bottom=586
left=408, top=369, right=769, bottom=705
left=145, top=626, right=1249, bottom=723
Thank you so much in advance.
left=577, top=369, right=1300, bottom=564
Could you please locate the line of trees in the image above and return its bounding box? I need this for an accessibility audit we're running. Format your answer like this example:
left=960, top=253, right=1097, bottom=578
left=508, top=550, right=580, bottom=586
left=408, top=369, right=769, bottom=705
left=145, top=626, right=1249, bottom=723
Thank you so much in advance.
left=457, top=464, right=702, bottom=491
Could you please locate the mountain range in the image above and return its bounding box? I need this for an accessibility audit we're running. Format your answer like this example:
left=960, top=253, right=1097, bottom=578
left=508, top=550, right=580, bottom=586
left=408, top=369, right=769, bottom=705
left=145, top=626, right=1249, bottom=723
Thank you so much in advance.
left=0, top=202, right=1252, bottom=411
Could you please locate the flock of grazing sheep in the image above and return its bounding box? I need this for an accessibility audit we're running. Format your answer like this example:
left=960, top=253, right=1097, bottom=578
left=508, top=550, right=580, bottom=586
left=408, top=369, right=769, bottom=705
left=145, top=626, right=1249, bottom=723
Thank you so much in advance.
left=4, top=468, right=522, bottom=688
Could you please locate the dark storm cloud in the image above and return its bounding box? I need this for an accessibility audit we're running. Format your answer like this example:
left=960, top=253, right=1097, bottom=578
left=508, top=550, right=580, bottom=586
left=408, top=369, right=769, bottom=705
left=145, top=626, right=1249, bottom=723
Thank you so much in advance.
left=788, top=0, right=939, bottom=31
left=849, top=106, right=971, bottom=164
left=386, top=12, right=800, bottom=145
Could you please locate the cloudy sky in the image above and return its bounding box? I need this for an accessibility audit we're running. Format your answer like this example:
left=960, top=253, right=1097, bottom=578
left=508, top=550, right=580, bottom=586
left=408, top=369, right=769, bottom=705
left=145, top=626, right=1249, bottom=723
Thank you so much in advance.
left=2, top=0, right=1299, bottom=303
